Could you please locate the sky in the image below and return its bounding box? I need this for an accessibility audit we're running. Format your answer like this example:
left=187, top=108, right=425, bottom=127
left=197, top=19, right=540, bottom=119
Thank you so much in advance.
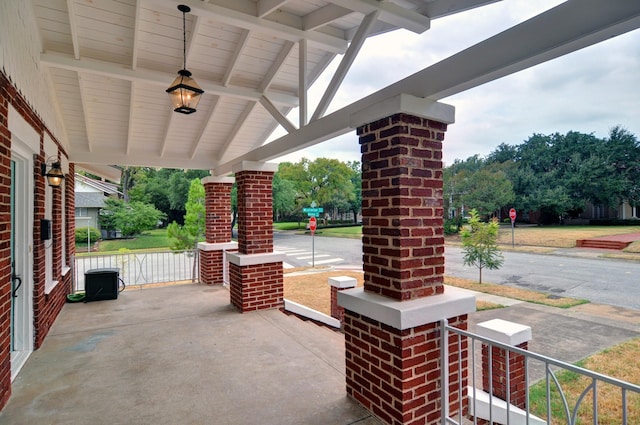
left=274, top=0, right=640, bottom=166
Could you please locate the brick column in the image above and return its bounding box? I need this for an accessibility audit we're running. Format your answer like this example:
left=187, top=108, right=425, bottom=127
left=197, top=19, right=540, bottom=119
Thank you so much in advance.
left=339, top=96, right=475, bottom=425
left=329, top=276, right=357, bottom=323
left=477, top=319, right=532, bottom=412
left=227, top=161, right=283, bottom=312
left=198, top=176, right=237, bottom=285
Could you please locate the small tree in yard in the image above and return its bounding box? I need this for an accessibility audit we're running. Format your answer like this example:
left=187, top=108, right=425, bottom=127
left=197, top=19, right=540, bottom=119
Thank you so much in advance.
left=460, top=209, right=503, bottom=284
left=167, top=178, right=205, bottom=282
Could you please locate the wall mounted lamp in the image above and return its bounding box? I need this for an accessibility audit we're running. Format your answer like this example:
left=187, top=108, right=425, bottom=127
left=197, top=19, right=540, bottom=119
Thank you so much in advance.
left=41, top=157, right=65, bottom=188
left=166, top=5, right=204, bottom=114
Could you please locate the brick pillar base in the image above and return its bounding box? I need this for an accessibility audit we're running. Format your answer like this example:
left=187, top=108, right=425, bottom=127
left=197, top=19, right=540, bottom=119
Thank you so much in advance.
left=340, top=287, right=475, bottom=425
left=228, top=253, right=284, bottom=312
left=477, top=319, right=532, bottom=412
left=329, top=276, right=357, bottom=323
left=198, top=242, right=238, bottom=285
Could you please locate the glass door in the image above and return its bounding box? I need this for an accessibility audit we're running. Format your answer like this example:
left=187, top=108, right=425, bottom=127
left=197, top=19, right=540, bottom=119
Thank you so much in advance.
left=9, top=155, right=33, bottom=380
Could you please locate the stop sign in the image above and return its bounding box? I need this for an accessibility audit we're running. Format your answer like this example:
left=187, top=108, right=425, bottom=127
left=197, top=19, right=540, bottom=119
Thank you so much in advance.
left=309, top=216, right=317, bottom=232
left=509, top=208, right=517, bottom=221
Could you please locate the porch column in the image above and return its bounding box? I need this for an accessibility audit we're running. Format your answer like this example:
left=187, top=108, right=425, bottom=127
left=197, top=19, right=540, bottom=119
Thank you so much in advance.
left=227, top=161, right=284, bottom=312
left=198, top=176, right=237, bottom=285
left=339, top=98, right=475, bottom=425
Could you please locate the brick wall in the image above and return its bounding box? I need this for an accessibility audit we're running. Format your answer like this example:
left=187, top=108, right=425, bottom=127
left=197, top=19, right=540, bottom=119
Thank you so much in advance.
left=358, top=113, right=447, bottom=301
left=229, top=262, right=283, bottom=312
left=0, top=72, right=12, bottom=409
left=345, top=311, right=468, bottom=425
left=236, top=171, right=273, bottom=255
left=0, top=71, right=70, bottom=408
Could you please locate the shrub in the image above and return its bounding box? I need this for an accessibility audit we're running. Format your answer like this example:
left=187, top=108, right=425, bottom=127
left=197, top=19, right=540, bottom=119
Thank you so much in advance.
left=75, top=227, right=100, bottom=243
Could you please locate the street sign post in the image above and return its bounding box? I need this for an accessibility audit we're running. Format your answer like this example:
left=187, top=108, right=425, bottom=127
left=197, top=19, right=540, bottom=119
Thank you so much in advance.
left=309, top=216, right=317, bottom=267
left=509, top=208, right=517, bottom=247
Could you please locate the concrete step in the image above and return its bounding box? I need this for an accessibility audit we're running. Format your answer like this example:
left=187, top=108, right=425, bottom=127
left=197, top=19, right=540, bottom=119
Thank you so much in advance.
left=260, top=308, right=345, bottom=373
left=576, top=239, right=631, bottom=250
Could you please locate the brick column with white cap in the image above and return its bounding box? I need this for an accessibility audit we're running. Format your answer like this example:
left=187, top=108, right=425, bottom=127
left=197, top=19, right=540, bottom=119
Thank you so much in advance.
left=476, top=318, right=532, bottom=410
left=227, top=161, right=284, bottom=312
left=199, top=176, right=237, bottom=285
left=338, top=95, right=477, bottom=425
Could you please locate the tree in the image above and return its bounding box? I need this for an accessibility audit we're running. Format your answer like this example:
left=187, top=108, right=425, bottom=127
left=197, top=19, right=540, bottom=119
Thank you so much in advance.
left=167, top=179, right=205, bottom=281
left=273, top=173, right=296, bottom=221
left=99, top=198, right=165, bottom=237
left=460, top=209, right=503, bottom=284
left=460, top=167, right=515, bottom=218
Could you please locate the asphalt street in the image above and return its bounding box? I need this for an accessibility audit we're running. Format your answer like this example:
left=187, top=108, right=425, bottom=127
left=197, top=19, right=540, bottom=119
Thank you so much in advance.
left=274, top=232, right=640, bottom=311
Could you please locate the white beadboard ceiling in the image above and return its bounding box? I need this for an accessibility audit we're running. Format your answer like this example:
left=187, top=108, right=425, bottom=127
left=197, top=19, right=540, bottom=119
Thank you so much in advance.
left=31, top=0, right=640, bottom=178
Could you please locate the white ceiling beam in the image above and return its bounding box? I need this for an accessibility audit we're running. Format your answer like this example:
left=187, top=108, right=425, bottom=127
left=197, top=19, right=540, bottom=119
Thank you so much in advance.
left=257, top=0, right=289, bottom=18
left=66, top=0, right=80, bottom=59
left=126, top=82, right=136, bottom=156
left=40, top=52, right=300, bottom=107
left=421, top=0, right=502, bottom=19
left=71, top=150, right=220, bottom=171
left=131, top=0, right=142, bottom=69
left=258, top=40, right=295, bottom=93
left=303, top=4, right=353, bottom=31
left=185, top=14, right=202, bottom=66
left=76, top=72, right=94, bottom=152
left=159, top=109, right=177, bottom=158
left=190, top=96, right=220, bottom=159
left=223, top=29, right=251, bottom=86
left=213, top=0, right=640, bottom=175
left=216, top=101, right=258, bottom=162
left=327, top=0, right=430, bottom=34
left=260, top=96, right=297, bottom=133
left=144, top=0, right=348, bottom=54
left=299, top=38, right=307, bottom=127
left=311, top=10, right=379, bottom=122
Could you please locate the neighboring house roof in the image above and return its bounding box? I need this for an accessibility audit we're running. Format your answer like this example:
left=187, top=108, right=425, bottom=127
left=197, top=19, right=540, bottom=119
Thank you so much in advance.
left=75, top=173, right=122, bottom=197
left=75, top=192, right=107, bottom=209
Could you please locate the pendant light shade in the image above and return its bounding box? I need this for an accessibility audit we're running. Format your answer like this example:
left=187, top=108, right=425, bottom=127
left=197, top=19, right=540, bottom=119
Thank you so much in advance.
left=166, top=5, right=203, bottom=114
left=167, top=69, right=203, bottom=114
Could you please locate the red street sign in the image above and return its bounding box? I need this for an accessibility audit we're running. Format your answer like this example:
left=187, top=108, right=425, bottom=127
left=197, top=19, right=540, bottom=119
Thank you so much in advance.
left=309, top=216, right=317, bottom=232
left=509, top=208, right=517, bottom=221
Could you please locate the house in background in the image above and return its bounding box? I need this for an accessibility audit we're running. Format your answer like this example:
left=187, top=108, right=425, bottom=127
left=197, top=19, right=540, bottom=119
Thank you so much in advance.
left=74, top=174, right=122, bottom=236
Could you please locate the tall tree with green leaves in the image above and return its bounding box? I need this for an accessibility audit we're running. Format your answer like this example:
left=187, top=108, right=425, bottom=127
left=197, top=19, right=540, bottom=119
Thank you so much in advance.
left=167, top=179, right=205, bottom=281
left=460, top=209, right=503, bottom=284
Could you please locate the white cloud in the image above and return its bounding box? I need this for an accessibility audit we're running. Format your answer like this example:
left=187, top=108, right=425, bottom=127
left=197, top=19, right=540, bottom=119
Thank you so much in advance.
left=276, top=1, right=640, bottom=166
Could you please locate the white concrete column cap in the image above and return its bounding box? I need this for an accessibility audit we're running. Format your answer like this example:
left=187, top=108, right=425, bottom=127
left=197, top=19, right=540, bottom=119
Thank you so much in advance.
left=231, top=161, right=278, bottom=173
left=338, top=286, right=475, bottom=331
left=226, top=251, right=285, bottom=267
left=476, top=318, right=532, bottom=346
left=198, top=241, right=238, bottom=251
left=350, top=93, right=455, bottom=128
left=202, top=176, right=235, bottom=185
left=328, top=276, right=357, bottom=289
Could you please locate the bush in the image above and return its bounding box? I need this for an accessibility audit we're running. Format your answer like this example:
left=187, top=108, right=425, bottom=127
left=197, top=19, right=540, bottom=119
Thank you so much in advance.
left=75, top=227, right=100, bottom=243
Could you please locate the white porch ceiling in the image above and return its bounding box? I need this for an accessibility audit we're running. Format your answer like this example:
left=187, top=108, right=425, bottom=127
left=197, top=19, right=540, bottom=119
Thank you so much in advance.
left=32, top=0, right=640, bottom=177
left=31, top=0, right=498, bottom=174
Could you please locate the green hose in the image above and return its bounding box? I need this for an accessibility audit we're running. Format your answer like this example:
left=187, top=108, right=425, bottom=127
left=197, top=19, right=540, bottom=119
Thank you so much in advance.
left=66, top=292, right=86, bottom=303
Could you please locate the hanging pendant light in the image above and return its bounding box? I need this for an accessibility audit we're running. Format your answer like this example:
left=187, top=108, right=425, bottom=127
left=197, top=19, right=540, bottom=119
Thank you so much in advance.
left=166, top=5, right=203, bottom=114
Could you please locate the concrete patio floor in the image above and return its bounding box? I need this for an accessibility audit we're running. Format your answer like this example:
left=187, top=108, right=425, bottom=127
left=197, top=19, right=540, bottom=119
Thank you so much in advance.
left=0, top=284, right=381, bottom=425
left=2, top=281, right=639, bottom=425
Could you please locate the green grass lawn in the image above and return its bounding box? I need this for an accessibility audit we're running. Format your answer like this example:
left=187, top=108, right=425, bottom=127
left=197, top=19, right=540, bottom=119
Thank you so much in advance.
left=95, top=229, right=173, bottom=253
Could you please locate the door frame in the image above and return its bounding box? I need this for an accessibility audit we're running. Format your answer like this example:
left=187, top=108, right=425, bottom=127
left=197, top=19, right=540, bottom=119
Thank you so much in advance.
left=10, top=140, right=35, bottom=381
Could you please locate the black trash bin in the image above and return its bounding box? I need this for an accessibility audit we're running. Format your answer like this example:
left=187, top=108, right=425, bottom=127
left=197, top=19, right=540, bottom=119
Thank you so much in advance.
left=84, top=268, right=120, bottom=302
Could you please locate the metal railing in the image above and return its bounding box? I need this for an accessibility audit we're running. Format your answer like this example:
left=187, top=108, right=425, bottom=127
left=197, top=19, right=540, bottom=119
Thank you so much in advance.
left=72, top=250, right=199, bottom=291
left=441, top=319, right=640, bottom=425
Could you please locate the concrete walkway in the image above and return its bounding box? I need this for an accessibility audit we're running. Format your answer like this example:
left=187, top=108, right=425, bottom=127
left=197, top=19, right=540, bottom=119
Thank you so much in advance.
left=1, top=284, right=639, bottom=424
